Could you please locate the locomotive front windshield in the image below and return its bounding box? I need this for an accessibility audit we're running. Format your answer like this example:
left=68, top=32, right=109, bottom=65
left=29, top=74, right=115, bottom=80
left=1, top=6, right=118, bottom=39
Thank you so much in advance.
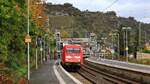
left=66, top=48, right=80, bottom=54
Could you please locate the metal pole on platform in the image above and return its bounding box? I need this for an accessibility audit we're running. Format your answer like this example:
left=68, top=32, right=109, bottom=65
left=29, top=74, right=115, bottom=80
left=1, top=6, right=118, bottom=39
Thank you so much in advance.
left=112, top=35, right=114, bottom=60
left=123, top=31, right=126, bottom=57
left=138, top=23, right=141, bottom=51
left=35, top=37, right=38, bottom=69
left=41, top=43, right=43, bottom=64
left=44, top=34, right=48, bottom=62
left=44, top=37, right=45, bottom=62
left=122, top=27, right=131, bottom=62
left=117, top=34, right=120, bottom=59
left=125, top=29, right=128, bottom=62
left=27, top=0, right=30, bottom=80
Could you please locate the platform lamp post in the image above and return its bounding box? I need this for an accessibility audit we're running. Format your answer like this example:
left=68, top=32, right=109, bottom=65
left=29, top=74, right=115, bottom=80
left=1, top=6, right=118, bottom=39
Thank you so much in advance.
left=36, top=36, right=41, bottom=69
left=109, top=32, right=119, bottom=60
left=35, top=37, right=38, bottom=69
left=35, top=16, right=43, bottom=69
left=109, top=33, right=115, bottom=60
left=116, top=33, right=119, bottom=60
left=101, top=37, right=107, bottom=59
left=25, top=0, right=31, bottom=81
left=122, top=27, right=131, bottom=62
left=40, top=38, right=43, bottom=64
left=144, top=31, right=147, bottom=44
left=44, top=34, right=48, bottom=62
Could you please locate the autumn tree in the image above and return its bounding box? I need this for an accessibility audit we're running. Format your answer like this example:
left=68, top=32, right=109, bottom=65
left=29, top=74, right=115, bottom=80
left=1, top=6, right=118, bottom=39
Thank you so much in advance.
left=0, top=0, right=50, bottom=83
left=0, top=0, right=29, bottom=83
left=30, top=0, right=48, bottom=30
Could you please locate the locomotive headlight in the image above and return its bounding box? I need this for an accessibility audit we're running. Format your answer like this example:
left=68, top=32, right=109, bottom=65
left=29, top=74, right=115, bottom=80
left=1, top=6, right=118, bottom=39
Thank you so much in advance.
left=66, top=59, right=69, bottom=61
left=75, top=56, right=80, bottom=59
left=66, top=56, right=72, bottom=59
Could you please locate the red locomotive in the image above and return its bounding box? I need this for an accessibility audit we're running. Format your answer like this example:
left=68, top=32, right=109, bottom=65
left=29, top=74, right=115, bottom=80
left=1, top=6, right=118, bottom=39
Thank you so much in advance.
left=61, top=44, right=83, bottom=67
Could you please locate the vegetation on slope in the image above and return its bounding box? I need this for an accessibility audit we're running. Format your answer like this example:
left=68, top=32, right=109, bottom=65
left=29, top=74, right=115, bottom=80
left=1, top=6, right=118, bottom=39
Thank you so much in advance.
left=0, top=0, right=53, bottom=83
left=46, top=3, right=150, bottom=56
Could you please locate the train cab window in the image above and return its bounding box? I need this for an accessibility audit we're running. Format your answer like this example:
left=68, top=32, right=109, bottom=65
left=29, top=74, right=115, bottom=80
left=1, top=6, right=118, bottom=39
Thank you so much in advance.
left=73, top=48, right=80, bottom=53
left=66, top=48, right=80, bottom=54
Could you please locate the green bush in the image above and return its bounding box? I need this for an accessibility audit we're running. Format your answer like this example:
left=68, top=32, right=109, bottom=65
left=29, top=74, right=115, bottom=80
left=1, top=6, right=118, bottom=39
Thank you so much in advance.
left=143, top=50, right=150, bottom=53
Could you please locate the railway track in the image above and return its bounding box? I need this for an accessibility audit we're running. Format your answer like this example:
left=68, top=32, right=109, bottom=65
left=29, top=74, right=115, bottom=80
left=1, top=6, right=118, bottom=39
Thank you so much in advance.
left=63, top=59, right=150, bottom=84
left=70, top=72, right=92, bottom=84
left=78, top=62, right=140, bottom=84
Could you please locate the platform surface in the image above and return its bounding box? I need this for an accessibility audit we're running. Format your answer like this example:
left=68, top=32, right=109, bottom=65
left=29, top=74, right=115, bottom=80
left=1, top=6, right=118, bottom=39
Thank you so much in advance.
left=87, top=57, right=150, bottom=74
left=29, top=60, right=59, bottom=84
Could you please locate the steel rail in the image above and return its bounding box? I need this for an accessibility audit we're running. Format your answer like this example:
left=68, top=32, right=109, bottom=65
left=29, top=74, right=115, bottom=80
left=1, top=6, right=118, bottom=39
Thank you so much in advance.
left=78, top=63, right=140, bottom=84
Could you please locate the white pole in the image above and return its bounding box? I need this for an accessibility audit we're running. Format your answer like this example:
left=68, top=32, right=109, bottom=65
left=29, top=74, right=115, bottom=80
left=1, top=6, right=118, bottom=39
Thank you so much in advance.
left=41, top=43, right=43, bottom=64
left=124, top=30, right=126, bottom=57
left=44, top=36, right=45, bottom=62
left=117, top=34, right=120, bottom=60
left=144, top=31, right=147, bottom=43
left=126, top=29, right=128, bottom=62
left=27, top=0, right=30, bottom=80
left=27, top=43, right=30, bottom=80
left=104, top=38, right=106, bottom=59
left=139, top=23, right=141, bottom=51
left=122, top=27, right=131, bottom=62
left=112, top=35, right=114, bottom=60
left=117, top=19, right=120, bottom=60
left=35, top=37, right=38, bottom=69
left=36, top=47, right=38, bottom=69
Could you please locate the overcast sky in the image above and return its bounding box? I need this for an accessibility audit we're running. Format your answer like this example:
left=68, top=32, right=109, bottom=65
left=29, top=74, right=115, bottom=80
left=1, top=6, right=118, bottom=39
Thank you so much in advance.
left=46, top=0, right=150, bottom=23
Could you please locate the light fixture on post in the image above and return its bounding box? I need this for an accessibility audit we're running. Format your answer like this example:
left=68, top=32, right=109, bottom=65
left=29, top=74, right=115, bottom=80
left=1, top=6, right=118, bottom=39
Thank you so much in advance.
left=122, top=27, right=131, bottom=62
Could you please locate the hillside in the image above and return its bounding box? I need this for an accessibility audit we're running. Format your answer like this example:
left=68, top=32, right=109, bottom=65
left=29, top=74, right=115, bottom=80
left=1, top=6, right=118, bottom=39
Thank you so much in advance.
left=46, top=3, right=149, bottom=36
left=46, top=3, right=150, bottom=55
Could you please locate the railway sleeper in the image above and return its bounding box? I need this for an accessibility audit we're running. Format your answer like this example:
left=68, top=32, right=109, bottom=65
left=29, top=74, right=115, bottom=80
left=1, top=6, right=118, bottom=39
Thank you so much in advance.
left=83, top=63, right=140, bottom=84
left=78, top=68, right=96, bottom=83
left=84, top=61, right=145, bottom=83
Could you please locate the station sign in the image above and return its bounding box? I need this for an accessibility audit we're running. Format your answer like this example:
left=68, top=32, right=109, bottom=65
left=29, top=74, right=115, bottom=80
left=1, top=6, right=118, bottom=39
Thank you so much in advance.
left=25, top=34, right=32, bottom=43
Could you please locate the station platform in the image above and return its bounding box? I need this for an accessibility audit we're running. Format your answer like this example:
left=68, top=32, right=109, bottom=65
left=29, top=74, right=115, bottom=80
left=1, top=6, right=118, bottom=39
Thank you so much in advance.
left=87, top=57, right=150, bottom=74
left=29, top=60, right=82, bottom=84
left=29, top=60, right=59, bottom=84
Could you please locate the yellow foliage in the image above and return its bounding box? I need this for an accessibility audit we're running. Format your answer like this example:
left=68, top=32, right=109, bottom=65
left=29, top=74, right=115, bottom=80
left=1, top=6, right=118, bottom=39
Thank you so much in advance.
left=30, top=0, right=48, bottom=28
left=61, top=31, right=70, bottom=38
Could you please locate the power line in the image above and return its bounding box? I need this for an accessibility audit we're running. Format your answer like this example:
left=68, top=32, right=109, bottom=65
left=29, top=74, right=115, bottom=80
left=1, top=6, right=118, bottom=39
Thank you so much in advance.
left=103, top=0, right=119, bottom=12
